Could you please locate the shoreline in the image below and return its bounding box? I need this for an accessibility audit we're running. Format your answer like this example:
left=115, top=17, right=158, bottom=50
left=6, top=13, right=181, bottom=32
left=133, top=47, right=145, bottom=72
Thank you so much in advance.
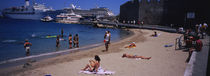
left=1, top=28, right=189, bottom=76
left=0, top=28, right=139, bottom=75
left=0, top=28, right=133, bottom=68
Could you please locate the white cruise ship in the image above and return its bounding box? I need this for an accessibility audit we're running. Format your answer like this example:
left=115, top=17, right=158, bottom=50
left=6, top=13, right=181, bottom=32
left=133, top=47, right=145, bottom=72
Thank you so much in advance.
left=2, top=0, right=53, bottom=20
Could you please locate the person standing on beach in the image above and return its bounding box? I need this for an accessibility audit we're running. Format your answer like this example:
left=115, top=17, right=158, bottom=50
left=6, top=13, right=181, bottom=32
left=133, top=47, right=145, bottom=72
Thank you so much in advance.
left=69, top=34, right=73, bottom=48
left=24, top=39, right=32, bottom=56
left=73, top=34, right=79, bottom=48
left=56, top=35, right=60, bottom=47
left=104, top=31, right=111, bottom=51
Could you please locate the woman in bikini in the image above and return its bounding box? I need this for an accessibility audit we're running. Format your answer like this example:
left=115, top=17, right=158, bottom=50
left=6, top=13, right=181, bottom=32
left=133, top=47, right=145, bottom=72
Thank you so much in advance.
left=82, top=55, right=101, bottom=72
left=68, top=34, right=72, bottom=48
left=122, top=53, right=151, bottom=60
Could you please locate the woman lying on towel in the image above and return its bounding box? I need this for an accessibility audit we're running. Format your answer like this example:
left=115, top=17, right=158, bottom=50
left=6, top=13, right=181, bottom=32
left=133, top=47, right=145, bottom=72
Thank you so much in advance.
left=125, top=42, right=136, bottom=48
left=82, top=55, right=101, bottom=72
left=122, top=53, right=151, bottom=60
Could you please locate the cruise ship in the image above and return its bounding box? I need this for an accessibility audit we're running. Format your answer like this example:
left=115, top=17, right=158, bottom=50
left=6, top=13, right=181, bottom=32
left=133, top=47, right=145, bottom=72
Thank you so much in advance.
left=64, top=4, right=115, bottom=18
left=2, top=0, right=53, bottom=20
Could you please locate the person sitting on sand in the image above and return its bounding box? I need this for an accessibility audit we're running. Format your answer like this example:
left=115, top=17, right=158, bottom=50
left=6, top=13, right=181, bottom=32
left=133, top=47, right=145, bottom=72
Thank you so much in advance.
left=125, top=42, right=136, bottom=48
left=151, top=31, right=158, bottom=37
left=122, top=54, right=151, bottom=60
left=82, top=55, right=101, bottom=72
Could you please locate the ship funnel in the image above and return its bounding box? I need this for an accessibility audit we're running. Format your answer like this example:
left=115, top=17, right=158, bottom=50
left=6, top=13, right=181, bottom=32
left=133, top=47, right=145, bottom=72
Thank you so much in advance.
left=25, top=0, right=30, bottom=7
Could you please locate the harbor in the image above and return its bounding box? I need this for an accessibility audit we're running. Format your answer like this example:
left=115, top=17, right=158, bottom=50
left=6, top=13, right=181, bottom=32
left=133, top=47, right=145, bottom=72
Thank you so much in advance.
left=0, top=0, right=210, bottom=76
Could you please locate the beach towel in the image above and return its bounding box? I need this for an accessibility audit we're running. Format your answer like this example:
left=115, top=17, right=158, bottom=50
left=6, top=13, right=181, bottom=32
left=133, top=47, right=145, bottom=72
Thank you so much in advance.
left=135, top=58, right=142, bottom=60
left=164, top=44, right=174, bottom=47
left=125, top=46, right=136, bottom=48
left=79, top=67, right=115, bottom=75
left=154, top=33, right=161, bottom=37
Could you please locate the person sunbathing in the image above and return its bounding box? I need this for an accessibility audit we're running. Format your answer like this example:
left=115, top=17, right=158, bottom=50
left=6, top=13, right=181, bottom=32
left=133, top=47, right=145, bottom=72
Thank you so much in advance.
left=125, top=42, right=136, bottom=48
left=122, top=54, right=151, bottom=60
left=82, top=55, right=101, bottom=72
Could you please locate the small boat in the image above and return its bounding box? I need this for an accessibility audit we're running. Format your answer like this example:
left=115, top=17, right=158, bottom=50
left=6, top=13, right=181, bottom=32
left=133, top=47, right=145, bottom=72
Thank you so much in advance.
left=56, top=11, right=82, bottom=24
left=41, top=16, right=53, bottom=22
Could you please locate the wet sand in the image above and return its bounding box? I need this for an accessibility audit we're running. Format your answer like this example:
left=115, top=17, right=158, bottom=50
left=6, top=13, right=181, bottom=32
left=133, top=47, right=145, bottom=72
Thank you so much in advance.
left=0, top=29, right=188, bottom=76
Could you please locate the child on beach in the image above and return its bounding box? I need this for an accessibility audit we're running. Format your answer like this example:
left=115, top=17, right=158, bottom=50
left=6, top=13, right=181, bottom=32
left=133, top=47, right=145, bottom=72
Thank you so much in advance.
left=23, top=39, right=33, bottom=68
left=82, top=55, right=101, bottom=72
left=24, top=39, right=32, bottom=56
left=122, top=54, right=151, bottom=60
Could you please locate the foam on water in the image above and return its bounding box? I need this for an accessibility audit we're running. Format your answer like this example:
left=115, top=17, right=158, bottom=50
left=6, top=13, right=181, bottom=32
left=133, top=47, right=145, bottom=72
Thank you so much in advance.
left=2, top=40, right=17, bottom=43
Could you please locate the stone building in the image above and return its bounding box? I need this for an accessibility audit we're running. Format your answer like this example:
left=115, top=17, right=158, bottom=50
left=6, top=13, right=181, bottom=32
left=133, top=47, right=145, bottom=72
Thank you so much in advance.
left=120, top=0, right=210, bottom=27
left=120, top=0, right=164, bottom=25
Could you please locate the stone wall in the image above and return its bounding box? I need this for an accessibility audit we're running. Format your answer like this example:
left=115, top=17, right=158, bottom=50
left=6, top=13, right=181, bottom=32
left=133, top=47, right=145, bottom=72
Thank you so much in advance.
left=119, top=0, right=139, bottom=24
left=120, top=0, right=164, bottom=25
left=139, top=0, right=164, bottom=24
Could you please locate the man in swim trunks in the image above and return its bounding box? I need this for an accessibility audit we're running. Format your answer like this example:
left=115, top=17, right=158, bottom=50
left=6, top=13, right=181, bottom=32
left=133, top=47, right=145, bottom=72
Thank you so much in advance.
left=56, top=35, right=60, bottom=47
left=61, top=28, right=64, bottom=38
left=73, top=34, right=79, bottom=48
left=104, top=31, right=111, bottom=51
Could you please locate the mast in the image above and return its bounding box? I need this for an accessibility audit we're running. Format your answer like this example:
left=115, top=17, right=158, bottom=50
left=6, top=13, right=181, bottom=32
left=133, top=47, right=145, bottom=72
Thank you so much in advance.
left=25, top=0, right=30, bottom=7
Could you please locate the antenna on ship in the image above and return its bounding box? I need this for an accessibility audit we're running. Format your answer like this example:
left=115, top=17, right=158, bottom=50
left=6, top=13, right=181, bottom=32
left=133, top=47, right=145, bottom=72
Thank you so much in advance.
left=95, top=0, right=100, bottom=8
left=32, top=0, right=35, bottom=5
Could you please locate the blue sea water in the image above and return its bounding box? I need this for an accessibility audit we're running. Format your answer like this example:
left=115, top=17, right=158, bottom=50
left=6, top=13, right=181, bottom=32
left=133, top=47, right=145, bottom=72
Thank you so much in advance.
left=0, top=19, right=130, bottom=62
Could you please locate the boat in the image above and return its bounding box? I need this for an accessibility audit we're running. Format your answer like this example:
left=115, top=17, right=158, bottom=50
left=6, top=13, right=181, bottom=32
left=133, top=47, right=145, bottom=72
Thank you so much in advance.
left=1, top=0, right=53, bottom=20
left=56, top=11, right=82, bottom=24
left=41, top=16, right=53, bottom=22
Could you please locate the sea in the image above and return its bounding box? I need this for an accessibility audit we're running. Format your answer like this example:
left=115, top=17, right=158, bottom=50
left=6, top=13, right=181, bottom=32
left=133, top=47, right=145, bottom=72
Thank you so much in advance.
left=0, top=19, right=131, bottom=62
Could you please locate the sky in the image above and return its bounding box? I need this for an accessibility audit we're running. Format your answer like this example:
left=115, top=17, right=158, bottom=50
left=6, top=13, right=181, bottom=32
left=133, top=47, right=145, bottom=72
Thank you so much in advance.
left=0, top=0, right=130, bottom=15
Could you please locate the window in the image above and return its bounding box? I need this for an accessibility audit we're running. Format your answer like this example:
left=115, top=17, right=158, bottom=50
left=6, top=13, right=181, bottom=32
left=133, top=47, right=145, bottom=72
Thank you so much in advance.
left=147, top=0, right=151, bottom=3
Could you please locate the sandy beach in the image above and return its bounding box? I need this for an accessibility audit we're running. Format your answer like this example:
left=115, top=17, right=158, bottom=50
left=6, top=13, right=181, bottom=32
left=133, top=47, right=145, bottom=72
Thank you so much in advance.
left=1, top=29, right=188, bottom=76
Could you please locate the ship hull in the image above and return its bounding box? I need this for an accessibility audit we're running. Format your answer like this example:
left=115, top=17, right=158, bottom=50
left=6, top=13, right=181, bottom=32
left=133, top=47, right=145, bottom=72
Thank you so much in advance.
left=2, top=12, right=44, bottom=20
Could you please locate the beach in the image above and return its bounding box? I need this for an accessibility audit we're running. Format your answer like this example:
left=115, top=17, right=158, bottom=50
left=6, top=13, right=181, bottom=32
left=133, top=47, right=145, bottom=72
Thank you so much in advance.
left=0, top=29, right=188, bottom=76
